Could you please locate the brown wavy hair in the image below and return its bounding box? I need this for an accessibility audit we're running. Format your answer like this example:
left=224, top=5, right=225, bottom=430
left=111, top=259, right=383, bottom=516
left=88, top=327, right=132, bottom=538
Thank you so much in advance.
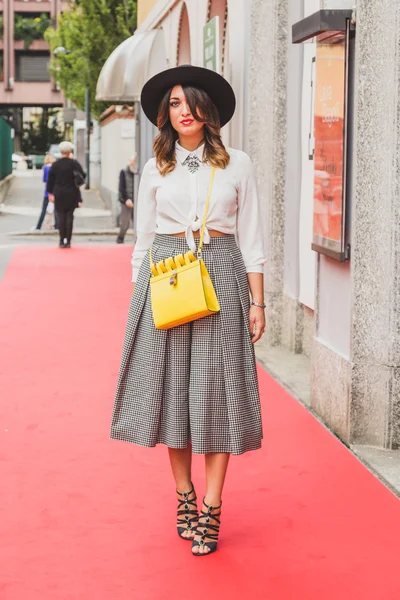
left=153, top=85, right=230, bottom=176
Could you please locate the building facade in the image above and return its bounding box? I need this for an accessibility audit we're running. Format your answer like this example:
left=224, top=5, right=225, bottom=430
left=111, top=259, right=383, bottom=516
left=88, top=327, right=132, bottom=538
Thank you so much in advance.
left=98, top=0, right=400, bottom=462
left=0, top=0, right=67, bottom=107
left=250, top=0, right=400, bottom=458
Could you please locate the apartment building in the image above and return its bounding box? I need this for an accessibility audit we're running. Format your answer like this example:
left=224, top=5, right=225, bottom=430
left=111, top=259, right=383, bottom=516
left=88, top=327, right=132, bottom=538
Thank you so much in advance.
left=0, top=0, right=68, bottom=107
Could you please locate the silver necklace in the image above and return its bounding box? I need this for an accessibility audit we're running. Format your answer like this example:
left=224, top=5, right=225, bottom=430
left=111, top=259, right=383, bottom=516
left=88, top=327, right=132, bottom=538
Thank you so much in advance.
left=182, top=153, right=202, bottom=174
left=178, top=141, right=205, bottom=174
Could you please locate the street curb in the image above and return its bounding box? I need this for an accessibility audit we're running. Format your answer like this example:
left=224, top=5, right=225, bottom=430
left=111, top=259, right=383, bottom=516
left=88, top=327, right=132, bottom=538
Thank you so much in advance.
left=7, top=229, right=134, bottom=237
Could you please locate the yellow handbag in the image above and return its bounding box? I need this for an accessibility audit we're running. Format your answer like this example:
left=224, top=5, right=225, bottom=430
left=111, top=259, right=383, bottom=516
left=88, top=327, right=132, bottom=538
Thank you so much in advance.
left=149, top=167, right=220, bottom=330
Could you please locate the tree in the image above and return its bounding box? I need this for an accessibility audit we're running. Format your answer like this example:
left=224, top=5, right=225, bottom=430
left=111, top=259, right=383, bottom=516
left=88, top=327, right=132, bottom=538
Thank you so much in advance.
left=22, top=109, right=64, bottom=155
left=45, top=0, right=137, bottom=118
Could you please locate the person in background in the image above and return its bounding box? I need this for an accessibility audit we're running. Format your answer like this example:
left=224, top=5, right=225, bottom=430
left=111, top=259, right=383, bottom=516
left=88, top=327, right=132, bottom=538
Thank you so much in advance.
left=33, top=154, right=58, bottom=231
left=47, top=141, right=85, bottom=249
left=116, top=154, right=136, bottom=244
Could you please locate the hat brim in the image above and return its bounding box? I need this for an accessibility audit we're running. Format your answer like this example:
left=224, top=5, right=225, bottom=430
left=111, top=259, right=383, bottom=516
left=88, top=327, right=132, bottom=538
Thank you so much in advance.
left=140, top=65, right=236, bottom=128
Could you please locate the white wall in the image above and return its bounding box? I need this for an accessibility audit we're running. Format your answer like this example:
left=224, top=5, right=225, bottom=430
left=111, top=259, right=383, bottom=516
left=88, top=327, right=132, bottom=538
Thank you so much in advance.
left=90, top=121, right=101, bottom=191
left=318, top=256, right=351, bottom=357
left=298, top=0, right=318, bottom=308
left=321, top=0, right=354, bottom=7
left=100, top=117, right=136, bottom=218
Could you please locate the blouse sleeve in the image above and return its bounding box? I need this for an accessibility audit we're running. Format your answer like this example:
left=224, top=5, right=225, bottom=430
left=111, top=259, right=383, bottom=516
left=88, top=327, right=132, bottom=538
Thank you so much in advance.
left=131, top=159, right=157, bottom=282
left=236, top=153, right=266, bottom=273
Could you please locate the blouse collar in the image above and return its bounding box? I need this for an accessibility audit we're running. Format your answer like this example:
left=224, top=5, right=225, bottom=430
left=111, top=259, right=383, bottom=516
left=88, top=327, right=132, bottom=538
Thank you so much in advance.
left=175, top=141, right=205, bottom=163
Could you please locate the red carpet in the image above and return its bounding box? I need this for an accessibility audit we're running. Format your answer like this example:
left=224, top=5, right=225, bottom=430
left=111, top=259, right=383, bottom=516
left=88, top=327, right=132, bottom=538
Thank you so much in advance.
left=1, top=245, right=400, bottom=600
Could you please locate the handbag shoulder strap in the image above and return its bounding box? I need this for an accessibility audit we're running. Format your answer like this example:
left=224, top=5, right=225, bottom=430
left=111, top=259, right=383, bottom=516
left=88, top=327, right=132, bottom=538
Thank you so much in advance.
left=149, top=166, right=217, bottom=270
left=198, top=166, right=216, bottom=257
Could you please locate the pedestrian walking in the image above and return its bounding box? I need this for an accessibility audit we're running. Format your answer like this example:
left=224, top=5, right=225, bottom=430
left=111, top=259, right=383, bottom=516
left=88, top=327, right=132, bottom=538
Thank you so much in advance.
left=111, top=65, right=266, bottom=556
left=33, top=153, right=59, bottom=231
left=47, top=142, right=85, bottom=249
left=116, top=155, right=136, bottom=244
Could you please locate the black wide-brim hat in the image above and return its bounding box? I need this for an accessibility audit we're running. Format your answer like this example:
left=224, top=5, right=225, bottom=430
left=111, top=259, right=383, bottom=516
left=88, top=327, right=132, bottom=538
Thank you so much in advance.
left=140, top=64, right=236, bottom=128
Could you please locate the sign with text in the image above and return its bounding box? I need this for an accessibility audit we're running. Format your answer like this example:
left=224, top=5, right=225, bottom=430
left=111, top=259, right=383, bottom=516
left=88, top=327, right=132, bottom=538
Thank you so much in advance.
left=203, top=17, right=220, bottom=73
left=313, top=34, right=349, bottom=260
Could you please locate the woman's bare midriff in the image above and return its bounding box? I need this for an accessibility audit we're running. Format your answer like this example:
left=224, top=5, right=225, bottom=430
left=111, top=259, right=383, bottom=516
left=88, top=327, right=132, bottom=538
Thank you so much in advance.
left=170, top=229, right=228, bottom=238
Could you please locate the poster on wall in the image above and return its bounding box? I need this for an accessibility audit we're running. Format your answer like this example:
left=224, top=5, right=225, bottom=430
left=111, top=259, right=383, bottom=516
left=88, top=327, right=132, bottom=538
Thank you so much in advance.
left=312, top=27, right=350, bottom=261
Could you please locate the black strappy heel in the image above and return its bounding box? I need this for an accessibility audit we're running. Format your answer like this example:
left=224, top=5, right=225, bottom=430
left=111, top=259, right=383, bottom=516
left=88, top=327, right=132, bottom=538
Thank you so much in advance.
left=176, top=485, right=199, bottom=540
left=192, top=498, right=222, bottom=556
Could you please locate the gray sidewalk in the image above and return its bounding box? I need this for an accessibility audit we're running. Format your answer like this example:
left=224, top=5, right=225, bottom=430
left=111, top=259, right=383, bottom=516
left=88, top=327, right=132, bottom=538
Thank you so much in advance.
left=0, top=170, right=136, bottom=237
left=0, top=170, right=133, bottom=279
left=0, top=170, right=117, bottom=233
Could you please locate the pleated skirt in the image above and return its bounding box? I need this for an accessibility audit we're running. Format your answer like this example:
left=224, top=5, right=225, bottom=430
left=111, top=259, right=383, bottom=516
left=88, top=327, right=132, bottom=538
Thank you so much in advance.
left=110, top=234, right=263, bottom=455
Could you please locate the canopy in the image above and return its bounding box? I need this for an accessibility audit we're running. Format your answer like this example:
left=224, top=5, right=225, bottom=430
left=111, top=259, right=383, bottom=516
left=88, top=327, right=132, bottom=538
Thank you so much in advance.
left=96, top=29, right=167, bottom=102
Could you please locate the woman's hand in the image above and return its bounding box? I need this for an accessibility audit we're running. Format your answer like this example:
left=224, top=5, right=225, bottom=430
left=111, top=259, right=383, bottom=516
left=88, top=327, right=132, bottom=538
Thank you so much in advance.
left=249, top=305, right=265, bottom=344
left=247, top=273, right=266, bottom=344
left=48, top=194, right=55, bottom=203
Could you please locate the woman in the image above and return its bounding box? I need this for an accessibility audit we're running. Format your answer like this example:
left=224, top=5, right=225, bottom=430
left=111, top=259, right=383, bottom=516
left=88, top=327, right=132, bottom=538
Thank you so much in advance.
left=34, top=153, right=58, bottom=231
left=111, top=65, right=266, bottom=556
left=47, top=142, right=85, bottom=248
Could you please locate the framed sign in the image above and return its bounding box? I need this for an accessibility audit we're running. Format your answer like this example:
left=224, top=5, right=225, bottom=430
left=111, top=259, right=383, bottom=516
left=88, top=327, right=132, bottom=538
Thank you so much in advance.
left=203, top=17, right=220, bottom=73
left=312, top=22, right=350, bottom=261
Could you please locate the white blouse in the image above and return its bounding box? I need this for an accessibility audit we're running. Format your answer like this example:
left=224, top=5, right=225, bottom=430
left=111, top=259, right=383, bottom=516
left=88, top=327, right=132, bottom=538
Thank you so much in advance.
left=131, top=142, right=265, bottom=282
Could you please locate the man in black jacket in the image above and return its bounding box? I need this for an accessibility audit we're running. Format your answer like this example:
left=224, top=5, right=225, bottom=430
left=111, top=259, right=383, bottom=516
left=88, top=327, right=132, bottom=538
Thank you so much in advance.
left=116, top=155, right=136, bottom=244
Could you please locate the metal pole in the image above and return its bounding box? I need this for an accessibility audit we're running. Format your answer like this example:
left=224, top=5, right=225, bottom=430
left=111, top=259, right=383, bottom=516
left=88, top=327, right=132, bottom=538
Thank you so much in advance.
left=84, top=86, right=90, bottom=189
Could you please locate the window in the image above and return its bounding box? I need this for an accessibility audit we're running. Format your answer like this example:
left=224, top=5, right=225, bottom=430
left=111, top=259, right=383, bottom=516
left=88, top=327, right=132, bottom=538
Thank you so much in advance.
left=16, top=52, right=51, bottom=82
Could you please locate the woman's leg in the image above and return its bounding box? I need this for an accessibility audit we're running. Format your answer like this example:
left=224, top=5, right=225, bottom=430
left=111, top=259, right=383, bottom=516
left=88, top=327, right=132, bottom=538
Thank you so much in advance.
left=65, top=209, right=74, bottom=244
left=58, top=210, right=66, bottom=245
left=168, top=446, right=193, bottom=491
left=204, top=452, right=230, bottom=506
left=36, top=197, right=48, bottom=230
left=169, top=446, right=197, bottom=539
left=192, top=452, right=230, bottom=555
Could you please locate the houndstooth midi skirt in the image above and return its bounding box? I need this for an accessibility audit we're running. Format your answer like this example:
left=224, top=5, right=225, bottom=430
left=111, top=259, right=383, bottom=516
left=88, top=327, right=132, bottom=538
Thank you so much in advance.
left=110, top=234, right=263, bottom=455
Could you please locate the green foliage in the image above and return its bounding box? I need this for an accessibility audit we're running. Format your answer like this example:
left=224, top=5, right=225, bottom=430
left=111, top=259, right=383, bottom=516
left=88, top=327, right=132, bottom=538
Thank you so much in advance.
left=0, top=14, right=4, bottom=40
left=14, top=13, right=52, bottom=50
left=22, top=108, right=64, bottom=155
left=46, top=0, right=137, bottom=119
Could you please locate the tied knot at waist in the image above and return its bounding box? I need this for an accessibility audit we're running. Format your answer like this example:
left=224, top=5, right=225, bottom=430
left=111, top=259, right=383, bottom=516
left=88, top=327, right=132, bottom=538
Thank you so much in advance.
left=186, top=220, right=210, bottom=253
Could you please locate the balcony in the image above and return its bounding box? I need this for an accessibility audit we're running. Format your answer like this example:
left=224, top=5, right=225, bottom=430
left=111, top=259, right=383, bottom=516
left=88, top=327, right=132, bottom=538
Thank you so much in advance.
left=0, top=39, right=49, bottom=51
left=14, top=1, right=52, bottom=12
left=0, top=81, right=62, bottom=105
left=13, top=1, right=71, bottom=12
